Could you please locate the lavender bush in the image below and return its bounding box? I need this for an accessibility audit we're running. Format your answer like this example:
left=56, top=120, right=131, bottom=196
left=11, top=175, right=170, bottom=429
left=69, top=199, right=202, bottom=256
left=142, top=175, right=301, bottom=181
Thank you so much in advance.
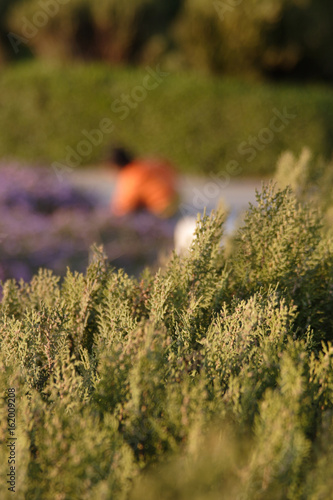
left=0, top=164, right=174, bottom=281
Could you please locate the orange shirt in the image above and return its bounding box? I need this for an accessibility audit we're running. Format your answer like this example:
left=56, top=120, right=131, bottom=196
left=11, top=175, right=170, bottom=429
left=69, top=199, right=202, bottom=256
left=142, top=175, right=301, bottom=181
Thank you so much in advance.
left=112, top=159, right=178, bottom=217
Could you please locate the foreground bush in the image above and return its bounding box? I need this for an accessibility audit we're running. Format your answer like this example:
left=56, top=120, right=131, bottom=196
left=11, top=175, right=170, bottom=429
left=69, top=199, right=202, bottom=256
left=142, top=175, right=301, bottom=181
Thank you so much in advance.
left=1, top=183, right=333, bottom=499
left=275, top=147, right=333, bottom=231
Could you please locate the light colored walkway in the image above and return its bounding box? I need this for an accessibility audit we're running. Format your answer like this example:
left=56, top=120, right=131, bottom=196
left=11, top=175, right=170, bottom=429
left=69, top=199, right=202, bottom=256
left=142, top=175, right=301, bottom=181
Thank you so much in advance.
left=68, top=166, right=265, bottom=233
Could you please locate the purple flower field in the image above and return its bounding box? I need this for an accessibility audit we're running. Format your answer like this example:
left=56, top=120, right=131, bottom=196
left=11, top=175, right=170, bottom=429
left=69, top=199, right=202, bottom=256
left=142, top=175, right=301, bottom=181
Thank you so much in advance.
left=0, top=164, right=174, bottom=282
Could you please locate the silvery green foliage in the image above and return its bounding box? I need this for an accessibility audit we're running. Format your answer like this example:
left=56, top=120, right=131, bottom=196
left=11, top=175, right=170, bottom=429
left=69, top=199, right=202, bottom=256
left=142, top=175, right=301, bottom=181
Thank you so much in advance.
left=229, top=182, right=333, bottom=343
left=275, top=148, right=333, bottom=227
left=1, top=184, right=333, bottom=499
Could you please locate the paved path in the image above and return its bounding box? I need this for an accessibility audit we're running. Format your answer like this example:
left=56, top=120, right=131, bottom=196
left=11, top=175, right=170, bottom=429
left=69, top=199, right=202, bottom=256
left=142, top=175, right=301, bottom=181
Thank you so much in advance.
left=69, top=167, right=264, bottom=233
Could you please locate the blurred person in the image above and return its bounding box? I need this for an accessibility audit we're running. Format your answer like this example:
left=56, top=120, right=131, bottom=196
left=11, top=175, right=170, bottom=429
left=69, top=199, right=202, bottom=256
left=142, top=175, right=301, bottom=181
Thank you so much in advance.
left=107, top=147, right=179, bottom=218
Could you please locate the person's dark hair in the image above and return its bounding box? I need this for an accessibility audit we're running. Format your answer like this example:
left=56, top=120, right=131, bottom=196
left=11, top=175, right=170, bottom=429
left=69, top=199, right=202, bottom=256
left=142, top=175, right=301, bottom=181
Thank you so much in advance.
left=108, top=147, right=133, bottom=168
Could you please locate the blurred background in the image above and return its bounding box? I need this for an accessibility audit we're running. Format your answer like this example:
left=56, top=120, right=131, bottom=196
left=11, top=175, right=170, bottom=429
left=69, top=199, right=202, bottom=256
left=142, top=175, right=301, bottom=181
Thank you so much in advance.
left=1, top=0, right=333, bottom=280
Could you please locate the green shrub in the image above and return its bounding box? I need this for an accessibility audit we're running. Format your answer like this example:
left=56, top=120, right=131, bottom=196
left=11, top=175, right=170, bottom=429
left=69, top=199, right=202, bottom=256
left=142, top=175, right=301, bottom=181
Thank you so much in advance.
left=228, top=183, right=333, bottom=343
left=275, top=147, right=333, bottom=227
left=1, top=184, right=333, bottom=498
left=2, top=62, right=333, bottom=175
